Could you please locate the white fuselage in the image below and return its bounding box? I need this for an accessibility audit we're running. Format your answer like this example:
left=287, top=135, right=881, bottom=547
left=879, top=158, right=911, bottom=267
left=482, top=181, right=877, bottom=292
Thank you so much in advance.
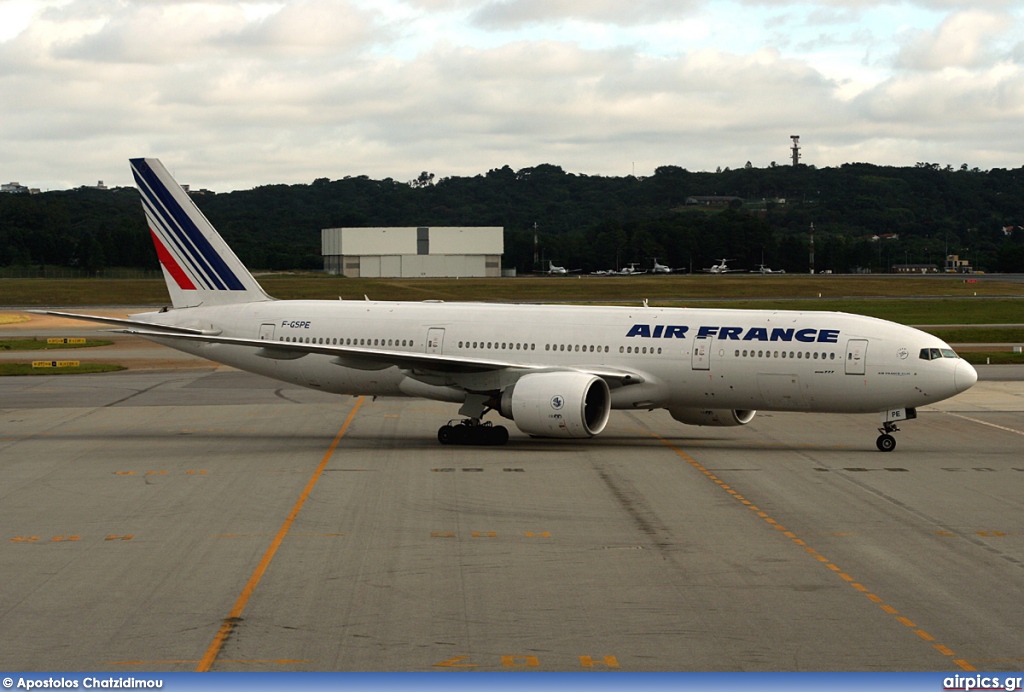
left=133, top=300, right=975, bottom=415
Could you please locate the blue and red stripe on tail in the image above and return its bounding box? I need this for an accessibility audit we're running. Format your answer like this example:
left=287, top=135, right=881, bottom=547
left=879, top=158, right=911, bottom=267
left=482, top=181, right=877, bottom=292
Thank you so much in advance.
left=131, top=158, right=272, bottom=309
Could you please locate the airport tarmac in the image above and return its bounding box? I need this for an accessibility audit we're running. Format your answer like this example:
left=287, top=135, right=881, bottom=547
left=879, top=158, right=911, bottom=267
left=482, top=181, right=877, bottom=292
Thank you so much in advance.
left=1, top=320, right=1023, bottom=672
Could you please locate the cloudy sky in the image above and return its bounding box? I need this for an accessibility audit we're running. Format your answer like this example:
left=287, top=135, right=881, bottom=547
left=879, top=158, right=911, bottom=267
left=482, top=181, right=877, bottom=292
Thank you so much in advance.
left=2, top=0, right=1023, bottom=191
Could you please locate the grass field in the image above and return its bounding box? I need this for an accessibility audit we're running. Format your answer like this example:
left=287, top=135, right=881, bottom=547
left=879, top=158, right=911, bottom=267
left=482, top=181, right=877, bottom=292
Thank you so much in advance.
left=959, top=352, right=1024, bottom=365
left=3, top=274, right=1023, bottom=326
left=2, top=275, right=1022, bottom=372
left=0, top=363, right=125, bottom=376
left=0, top=338, right=113, bottom=351
left=2, top=273, right=1024, bottom=305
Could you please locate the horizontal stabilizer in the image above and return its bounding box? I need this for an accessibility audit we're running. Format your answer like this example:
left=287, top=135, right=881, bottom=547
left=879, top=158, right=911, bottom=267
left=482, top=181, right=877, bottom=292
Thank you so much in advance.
left=29, top=310, right=219, bottom=335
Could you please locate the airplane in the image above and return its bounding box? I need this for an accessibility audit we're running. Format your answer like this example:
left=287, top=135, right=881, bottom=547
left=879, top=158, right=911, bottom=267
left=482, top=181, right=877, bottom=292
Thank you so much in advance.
left=541, top=261, right=580, bottom=275
left=752, top=264, right=786, bottom=274
left=615, top=263, right=647, bottom=276
left=651, top=258, right=686, bottom=274
left=38, top=159, right=978, bottom=452
left=702, top=258, right=744, bottom=274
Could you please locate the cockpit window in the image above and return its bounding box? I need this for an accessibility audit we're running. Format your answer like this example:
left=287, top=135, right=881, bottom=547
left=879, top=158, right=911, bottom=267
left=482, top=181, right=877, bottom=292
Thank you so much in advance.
left=920, top=348, right=960, bottom=360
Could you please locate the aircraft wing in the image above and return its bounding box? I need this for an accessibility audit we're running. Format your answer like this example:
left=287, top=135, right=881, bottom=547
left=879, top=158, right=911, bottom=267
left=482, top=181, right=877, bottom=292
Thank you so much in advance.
left=30, top=310, right=220, bottom=335
left=109, top=326, right=646, bottom=388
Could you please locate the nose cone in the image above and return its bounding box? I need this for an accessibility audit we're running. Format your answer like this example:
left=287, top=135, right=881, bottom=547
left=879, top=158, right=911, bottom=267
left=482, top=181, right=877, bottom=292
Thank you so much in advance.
left=955, top=359, right=978, bottom=393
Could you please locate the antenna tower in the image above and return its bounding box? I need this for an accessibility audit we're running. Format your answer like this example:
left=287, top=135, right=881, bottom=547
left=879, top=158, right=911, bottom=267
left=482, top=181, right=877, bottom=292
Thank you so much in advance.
left=791, top=135, right=801, bottom=166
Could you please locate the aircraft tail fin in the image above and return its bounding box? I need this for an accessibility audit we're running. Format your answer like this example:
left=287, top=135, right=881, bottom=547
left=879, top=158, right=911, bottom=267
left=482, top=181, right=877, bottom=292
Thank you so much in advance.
left=130, top=158, right=272, bottom=309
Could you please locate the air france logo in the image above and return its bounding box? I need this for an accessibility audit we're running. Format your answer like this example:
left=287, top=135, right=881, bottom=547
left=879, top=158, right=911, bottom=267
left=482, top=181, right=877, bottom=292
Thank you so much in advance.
left=550, top=395, right=564, bottom=410
left=626, top=324, right=840, bottom=343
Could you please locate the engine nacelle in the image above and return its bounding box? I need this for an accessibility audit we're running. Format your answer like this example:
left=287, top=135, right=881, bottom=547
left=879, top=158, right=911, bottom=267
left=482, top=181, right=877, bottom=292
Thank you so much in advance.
left=668, top=408, right=756, bottom=427
left=500, top=372, right=611, bottom=438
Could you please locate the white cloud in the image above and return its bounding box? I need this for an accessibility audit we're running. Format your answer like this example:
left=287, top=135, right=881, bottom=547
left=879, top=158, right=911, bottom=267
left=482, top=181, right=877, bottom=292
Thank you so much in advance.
left=2, top=0, right=1024, bottom=191
left=470, top=0, right=702, bottom=29
left=895, top=9, right=1016, bottom=70
left=0, top=0, right=38, bottom=42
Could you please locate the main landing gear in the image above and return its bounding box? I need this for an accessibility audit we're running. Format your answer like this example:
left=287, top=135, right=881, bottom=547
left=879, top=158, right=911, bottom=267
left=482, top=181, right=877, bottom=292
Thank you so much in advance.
left=876, top=421, right=899, bottom=452
left=437, top=419, right=509, bottom=446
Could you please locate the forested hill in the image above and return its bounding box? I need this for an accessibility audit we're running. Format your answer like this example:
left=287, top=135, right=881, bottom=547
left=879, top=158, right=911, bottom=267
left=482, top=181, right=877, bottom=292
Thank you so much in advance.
left=4, top=161, right=1024, bottom=275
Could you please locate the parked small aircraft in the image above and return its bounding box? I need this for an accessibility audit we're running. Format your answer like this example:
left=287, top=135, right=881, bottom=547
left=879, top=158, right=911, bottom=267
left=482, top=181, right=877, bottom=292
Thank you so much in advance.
left=541, top=261, right=580, bottom=275
left=616, top=263, right=647, bottom=276
left=702, top=259, right=744, bottom=274
left=651, top=258, right=682, bottom=274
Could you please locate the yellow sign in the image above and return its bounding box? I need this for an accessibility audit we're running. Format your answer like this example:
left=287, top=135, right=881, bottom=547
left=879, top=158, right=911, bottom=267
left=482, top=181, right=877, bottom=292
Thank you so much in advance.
left=32, top=360, right=80, bottom=368
left=47, top=337, right=86, bottom=344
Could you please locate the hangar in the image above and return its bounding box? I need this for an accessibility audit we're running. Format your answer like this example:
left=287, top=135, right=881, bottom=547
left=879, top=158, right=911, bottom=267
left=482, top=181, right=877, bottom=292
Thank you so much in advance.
left=321, top=226, right=504, bottom=278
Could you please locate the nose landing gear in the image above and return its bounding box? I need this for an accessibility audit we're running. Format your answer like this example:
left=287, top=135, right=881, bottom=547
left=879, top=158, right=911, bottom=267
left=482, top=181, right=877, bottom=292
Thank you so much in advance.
left=875, top=407, right=916, bottom=452
left=876, top=421, right=899, bottom=452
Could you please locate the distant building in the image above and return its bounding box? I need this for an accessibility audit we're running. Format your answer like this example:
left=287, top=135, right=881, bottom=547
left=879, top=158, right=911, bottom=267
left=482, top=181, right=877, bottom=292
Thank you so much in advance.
left=2, top=182, right=32, bottom=194
left=945, top=255, right=973, bottom=273
left=685, top=196, right=742, bottom=207
left=322, top=226, right=503, bottom=278
left=892, top=264, right=938, bottom=274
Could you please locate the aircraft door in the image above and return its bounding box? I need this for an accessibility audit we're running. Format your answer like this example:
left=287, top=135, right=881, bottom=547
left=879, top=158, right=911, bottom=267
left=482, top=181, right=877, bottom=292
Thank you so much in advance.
left=426, top=328, right=445, bottom=355
left=259, top=323, right=275, bottom=340
left=691, top=335, right=711, bottom=371
left=845, top=339, right=868, bottom=375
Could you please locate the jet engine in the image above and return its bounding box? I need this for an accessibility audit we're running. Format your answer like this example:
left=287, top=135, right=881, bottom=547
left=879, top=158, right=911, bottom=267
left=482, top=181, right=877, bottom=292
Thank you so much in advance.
left=500, top=372, right=611, bottom=438
left=668, top=408, right=756, bottom=427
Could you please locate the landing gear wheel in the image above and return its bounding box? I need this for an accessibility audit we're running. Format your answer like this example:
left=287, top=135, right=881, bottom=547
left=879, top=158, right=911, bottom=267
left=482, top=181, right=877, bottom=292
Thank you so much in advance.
left=437, top=425, right=455, bottom=445
left=437, top=420, right=509, bottom=446
left=876, top=420, right=900, bottom=452
left=492, top=425, right=509, bottom=446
